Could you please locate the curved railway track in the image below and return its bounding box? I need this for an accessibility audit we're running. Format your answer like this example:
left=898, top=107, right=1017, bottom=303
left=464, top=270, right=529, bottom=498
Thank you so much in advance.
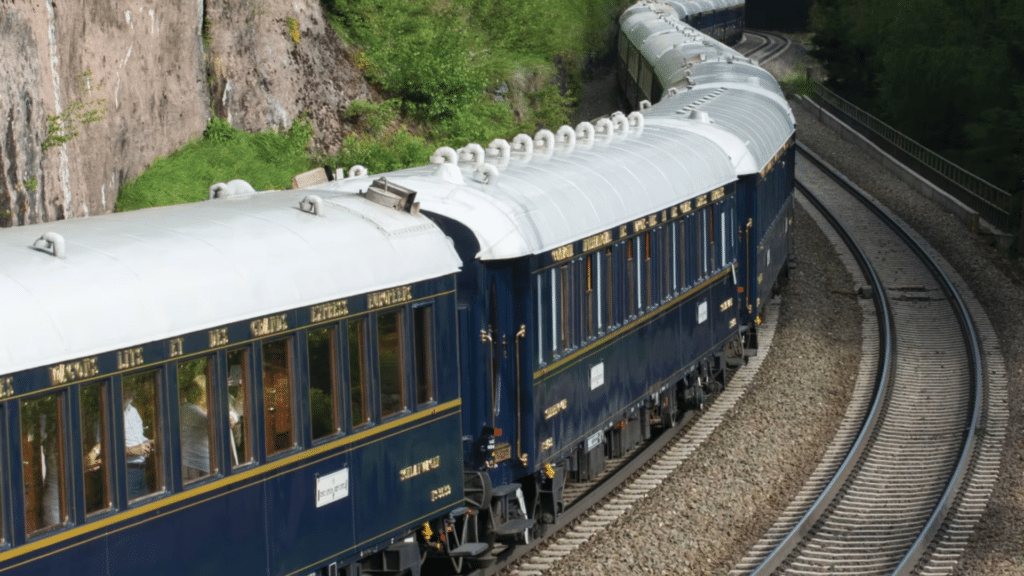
left=737, top=30, right=791, bottom=65
left=731, top=145, right=1007, bottom=576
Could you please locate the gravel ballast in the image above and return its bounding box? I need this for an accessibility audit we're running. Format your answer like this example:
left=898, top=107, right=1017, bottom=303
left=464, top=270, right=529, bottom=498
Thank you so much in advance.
left=540, top=41, right=1024, bottom=574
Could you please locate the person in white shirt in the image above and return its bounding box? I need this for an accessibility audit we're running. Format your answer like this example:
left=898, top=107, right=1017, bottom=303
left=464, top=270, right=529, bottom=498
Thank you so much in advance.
left=124, top=387, right=153, bottom=500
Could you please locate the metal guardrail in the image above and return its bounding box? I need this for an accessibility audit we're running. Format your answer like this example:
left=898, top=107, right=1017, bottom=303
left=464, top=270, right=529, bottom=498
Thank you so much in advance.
left=809, top=81, right=1016, bottom=234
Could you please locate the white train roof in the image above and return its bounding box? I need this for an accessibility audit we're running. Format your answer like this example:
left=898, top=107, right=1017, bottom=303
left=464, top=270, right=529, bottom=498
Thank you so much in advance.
left=313, top=122, right=737, bottom=262
left=0, top=189, right=460, bottom=375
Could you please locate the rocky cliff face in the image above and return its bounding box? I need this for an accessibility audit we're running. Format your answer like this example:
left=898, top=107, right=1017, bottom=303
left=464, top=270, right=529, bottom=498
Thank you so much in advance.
left=0, top=0, right=375, bottom=226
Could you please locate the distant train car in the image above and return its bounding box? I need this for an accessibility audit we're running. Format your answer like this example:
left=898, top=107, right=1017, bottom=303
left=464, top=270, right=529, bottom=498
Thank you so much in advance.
left=0, top=185, right=464, bottom=575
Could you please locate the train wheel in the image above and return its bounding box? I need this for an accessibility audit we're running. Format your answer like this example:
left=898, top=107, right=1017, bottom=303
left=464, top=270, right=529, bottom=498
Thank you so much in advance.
left=464, top=470, right=491, bottom=510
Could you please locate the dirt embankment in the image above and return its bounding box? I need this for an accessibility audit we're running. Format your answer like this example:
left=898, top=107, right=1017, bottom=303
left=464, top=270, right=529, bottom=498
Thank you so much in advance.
left=0, top=0, right=375, bottom=226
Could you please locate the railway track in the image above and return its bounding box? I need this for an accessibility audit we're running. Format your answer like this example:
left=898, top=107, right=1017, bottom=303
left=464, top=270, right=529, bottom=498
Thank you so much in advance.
left=737, top=30, right=791, bottom=65
left=730, top=145, right=1007, bottom=576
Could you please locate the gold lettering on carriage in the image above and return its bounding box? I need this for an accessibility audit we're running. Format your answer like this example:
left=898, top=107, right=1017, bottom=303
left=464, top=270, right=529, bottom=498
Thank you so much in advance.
left=719, top=298, right=734, bottom=312
left=582, top=231, right=612, bottom=252
left=368, top=285, right=413, bottom=309
left=544, top=399, right=568, bottom=420
left=632, top=218, right=647, bottom=233
left=551, top=244, right=574, bottom=262
left=209, top=328, right=229, bottom=348
left=50, top=357, right=100, bottom=385
left=430, top=485, right=452, bottom=502
left=0, top=376, right=14, bottom=399
left=680, top=201, right=692, bottom=214
left=696, top=194, right=708, bottom=208
left=311, top=299, right=349, bottom=322
left=399, top=455, right=440, bottom=481
left=169, top=338, right=184, bottom=358
left=117, top=347, right=145, bottom=370
left=250, top=315, right=288, bottom=338
left=711, top=187, right=725, bottom=201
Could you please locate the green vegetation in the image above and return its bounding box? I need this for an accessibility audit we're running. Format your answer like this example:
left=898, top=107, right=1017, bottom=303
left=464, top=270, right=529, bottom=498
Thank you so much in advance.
left=43, top=71, right=107, bottom=152
left=810, top=0, right=1024, bottom=192
left=114, top=117, right=315, bottom=211
left=116, top=0, right=624, bottom=210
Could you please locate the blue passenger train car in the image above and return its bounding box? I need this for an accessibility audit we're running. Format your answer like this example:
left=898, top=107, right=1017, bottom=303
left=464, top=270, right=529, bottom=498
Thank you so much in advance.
left=0, top=0, right=795, bottom=574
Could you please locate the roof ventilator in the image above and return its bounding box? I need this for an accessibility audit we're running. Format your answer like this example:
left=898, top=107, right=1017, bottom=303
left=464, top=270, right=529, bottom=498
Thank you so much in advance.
left=32, top=232, right=66, bottom=259
left=594, top=118, right=615, bottom=141
left=430, top=146, right=464, bottom=185
left=689, top=110, right=712, bottom=124
left=487, top=139, right=511, bottom=159
left=628, top=111, right=645, bottom=134
left=299, top=195, right=324, bottom=216
left=364, top=177, right=420, bottom=214
left=556, top=125, right=577, bottom=151
left=208, top=179, right=256, bottom=199
left=459, top=143, right=486, bottom=164
left=473, top=164, right=500, bottom=185
left=348, top=165, right=368, bottom=178
left=639, top=99, right=652, bottom=111
left=534, top=129, right=555, bottom=151
left=612, top=113, right=630, bottom=136
left=511, top=134, right=534, bottom=154
left=575, top=121, right=595, bottom=144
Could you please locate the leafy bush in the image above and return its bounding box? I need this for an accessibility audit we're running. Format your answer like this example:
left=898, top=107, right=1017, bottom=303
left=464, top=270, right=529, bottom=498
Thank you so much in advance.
left=115, top=117, right=315, bottom=211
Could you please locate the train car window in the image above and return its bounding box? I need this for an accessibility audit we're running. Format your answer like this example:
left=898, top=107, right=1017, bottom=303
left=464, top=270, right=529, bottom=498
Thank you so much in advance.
left=178, top=356, right=216, bottom=483
left=413, top=306, right=434, bottom=406
left=628, top=44, right=640, bottom=80
left=21, top=392, right=68, bottom=534
left=80, top=382, right=111, bottom=516
left=709, top=204, right=717, bottom=272
left=348, top=318, right=371, bottom=427
left=308, top=327, right=340, bottom=440
left=662, top=228, right=671, bottom=300
left=720, top=210, right=728, bottom=269
left=536, top=274, right=544, bottom=363
left=679, top=219, right=688, bottom=289
left=559, top=265, right=569, bottom=350
left=227, top=349, right=253, bottom=466
left=262, top=338, right=295, bottom=456
left=701, top=211, right=710, bottom=279
left=378, top=310, right=406, bottom=418
left=604, top=247, right=613, bottom=328
left=618, top=31, right=628, bottom=62
left=644, top=232, right=652, bottom=308
left=672, top=224, right=679, bottom=293
left=550, top=268, right=558, bottom=353
left=122, top=370, right=163, bottom=501
left=585, top=254, right=595, bottom=339
left=626, top=239, right=636, bottom=317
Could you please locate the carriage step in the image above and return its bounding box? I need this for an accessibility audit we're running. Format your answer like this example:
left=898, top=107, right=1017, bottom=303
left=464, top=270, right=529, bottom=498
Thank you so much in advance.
left=449, top=542, right=489, bottom=557
left=494, top=517, right=535, bottom=536
left=490, top=482, right=521, bottom=498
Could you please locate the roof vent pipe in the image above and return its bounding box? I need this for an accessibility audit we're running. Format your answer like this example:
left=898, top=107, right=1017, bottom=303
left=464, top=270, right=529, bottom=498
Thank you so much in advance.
left=430, top=146, right=464, bottom=185
left=430, top=146, right=459, bottom=165
left=33, top=232, right=66, bottom=259
left=639, top=99, right=652, bottom=111
left=689, top=110, right=712, bottom=124
left=534, top=129, right=555, bottom=151
left=487, top=138, right=511, bottom=158
left=511, top=134, right=534, bottom=154
left=628, top=111, right=645, bottom=133
left=348, top=165, right=368, bottom=178
left=576, top=121, right=595, bottom=143
left=612, top=114, right=629, bottom=136
left=594, top=118, right=614, bottom=139
left=459, top=143, right=486, bottom=164
left=208, top=179, right=256, bottom=199
left=473, top=163, right=500, bottom=185
left=556, top=125, right=576, bottom=147
left=299, top=195, right=323, bottom=216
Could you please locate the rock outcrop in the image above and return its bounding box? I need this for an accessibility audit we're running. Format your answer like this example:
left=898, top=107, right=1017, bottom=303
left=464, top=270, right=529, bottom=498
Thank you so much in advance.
left=0, top=0, right=375, bottom=226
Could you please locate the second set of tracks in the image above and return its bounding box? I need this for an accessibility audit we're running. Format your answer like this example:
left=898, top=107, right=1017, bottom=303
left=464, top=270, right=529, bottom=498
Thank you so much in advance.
left=732, top=146, right=1008, bottom=575
left=494, top=144, right=1008, bottom=576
